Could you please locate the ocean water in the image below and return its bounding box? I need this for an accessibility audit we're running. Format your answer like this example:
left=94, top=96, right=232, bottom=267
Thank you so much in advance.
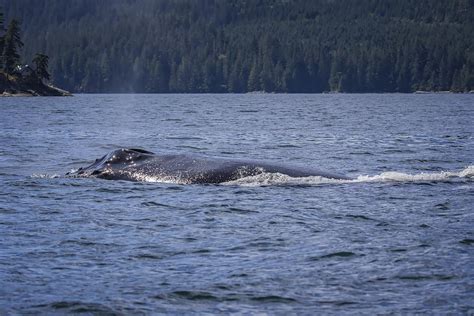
left=0, top=94, right=473, bottom=314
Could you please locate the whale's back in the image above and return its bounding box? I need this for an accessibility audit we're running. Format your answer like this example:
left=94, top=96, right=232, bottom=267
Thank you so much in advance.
left=67, top=148, right=352, bottom=183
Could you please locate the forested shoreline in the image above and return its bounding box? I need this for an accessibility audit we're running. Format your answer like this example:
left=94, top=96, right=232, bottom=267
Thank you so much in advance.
left=1, top=0, right=473, bottom=93
left=0, top=9, right=69, bottom=96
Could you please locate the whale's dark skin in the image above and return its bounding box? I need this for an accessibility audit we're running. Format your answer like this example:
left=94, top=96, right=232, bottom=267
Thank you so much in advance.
left=67, top=148, right=352, bottom=184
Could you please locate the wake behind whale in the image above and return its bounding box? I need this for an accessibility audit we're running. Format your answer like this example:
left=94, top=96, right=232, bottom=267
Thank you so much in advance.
left=66, top=148, right=352, bottom=184
left=225, top=166, right=474, bottom=186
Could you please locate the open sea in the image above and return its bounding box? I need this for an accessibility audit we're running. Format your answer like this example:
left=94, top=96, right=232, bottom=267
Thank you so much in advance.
left=0, top=94, right=473, bottom=314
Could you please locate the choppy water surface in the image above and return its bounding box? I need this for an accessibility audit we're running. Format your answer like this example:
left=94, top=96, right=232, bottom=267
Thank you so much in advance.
left=1, top=94, right=473, bottom=314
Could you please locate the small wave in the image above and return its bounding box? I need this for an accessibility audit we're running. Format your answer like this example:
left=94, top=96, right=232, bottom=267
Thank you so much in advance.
left=224, top=166, right=474, bottom=186
left=31, top=301, right=120, bottom=315
left=31, top=173, right=61, bottom=179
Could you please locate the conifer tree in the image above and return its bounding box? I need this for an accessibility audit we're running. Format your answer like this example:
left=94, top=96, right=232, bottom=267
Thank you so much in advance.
left=33, top=53, right=50, bottom=82
left=2, top=19, right=23, bottom=75
left=0, top=11, right=4, bottom=60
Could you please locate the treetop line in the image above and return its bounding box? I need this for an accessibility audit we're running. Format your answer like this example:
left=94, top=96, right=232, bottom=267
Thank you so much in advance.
left=2, top=0, right=472, bottom=93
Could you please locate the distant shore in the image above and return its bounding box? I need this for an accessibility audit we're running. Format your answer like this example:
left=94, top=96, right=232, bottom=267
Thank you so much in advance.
left=47, top=91, right=473, bottom=95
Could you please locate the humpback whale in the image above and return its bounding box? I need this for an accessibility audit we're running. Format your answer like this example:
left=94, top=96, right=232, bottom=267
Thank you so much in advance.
left=67, top=148, right=352, bottom=184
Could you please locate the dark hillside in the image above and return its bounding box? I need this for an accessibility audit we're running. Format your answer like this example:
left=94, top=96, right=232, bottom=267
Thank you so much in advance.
left=2, top=0, right=473, bottom=93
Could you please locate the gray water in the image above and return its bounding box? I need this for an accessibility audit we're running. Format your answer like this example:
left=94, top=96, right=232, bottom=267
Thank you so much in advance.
left=0, top=94, right=473, bottom=314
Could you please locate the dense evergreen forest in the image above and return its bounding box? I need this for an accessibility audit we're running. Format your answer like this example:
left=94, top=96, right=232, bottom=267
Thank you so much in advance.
left=1, top=0, right=473, bottom=93
left=0, top=9, right=62, bottom=96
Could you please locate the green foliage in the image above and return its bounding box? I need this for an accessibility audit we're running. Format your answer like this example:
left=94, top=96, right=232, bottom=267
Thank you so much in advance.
left=1, top=0, right=473, bottom=92
left=0, top=12, right=52, bottom=85
left=1, top=18, right=23, bottom=74
left=0, top=10, right=4, bottom=56
left=33, top=53, right=50, bottom=81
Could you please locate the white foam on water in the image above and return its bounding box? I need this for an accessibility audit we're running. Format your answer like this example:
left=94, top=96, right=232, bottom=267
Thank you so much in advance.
left=224, top=166, right=474, bottom=187
left=129, top=173, right=191, bottom=184
left=224, top=173, right=342, bottom=186
left=31, top=174, right=61, bottom=179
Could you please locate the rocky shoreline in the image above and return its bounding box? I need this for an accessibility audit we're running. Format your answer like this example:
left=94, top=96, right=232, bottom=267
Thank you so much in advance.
left=0, top=73, right=71, bottom=97
left=1, top=86, right=72, bottom=97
